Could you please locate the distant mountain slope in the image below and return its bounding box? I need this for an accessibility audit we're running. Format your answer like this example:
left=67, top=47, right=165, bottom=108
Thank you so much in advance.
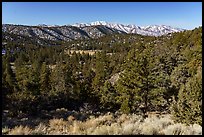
left=2, top=24, right=125, bottom=42
left=2, top=21, right=185, bottom=44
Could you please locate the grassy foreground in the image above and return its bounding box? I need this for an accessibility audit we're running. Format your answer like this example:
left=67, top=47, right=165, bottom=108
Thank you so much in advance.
left=2, top=108, right=202, bottom=135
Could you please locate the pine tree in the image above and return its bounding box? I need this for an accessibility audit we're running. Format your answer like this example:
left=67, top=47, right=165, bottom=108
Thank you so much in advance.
left=80, top=61, right=95, bottom=102
left=27, top=60, right=41, bottom=95
left=50, top=63, right=66, bottom=95
left=15, top=65, right=30, bottom=92
left=170, top=64, right=191, bottom=91
left=3, top=56, right=17, bottom=93
left=120, top=98, right=131, bottom=114
left=99, top=80, right=119, bottom=111
left=15, top=61, right=41, bottom=95
left=39, top=62, right=51, bottom=95
left=116, top=48, right=167, bottom=114
left=49, top=62, right=75, bottom=108
left=171, top=66, right=202, bottom=125
left=92, top=51, right=109, bottom=93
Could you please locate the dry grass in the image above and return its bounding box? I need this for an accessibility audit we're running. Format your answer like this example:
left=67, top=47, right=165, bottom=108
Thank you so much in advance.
left=8, top=126, right=32, bottom=135
left=31, top=123, right=47, bottom=135
left=2, top=126, right=11, bottom=135
left=2, top=110, right=202, bottom=135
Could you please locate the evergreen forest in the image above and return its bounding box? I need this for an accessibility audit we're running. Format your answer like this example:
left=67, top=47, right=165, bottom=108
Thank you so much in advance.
left=2, top=27, right=202, bottom=131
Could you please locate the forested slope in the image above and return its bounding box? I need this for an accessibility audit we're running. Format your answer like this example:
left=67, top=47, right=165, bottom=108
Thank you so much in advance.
left=2, top=27, right=202, bottom=127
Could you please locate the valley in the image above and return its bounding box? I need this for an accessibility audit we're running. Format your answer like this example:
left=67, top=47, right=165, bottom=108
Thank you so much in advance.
left=2, top=25, right=202, bottom=135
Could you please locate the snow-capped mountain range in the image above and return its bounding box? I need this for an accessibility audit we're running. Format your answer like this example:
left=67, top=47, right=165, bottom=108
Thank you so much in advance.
left=72, top=21, right=185, bottom=36
left=2, top=21, right=185, bottom=43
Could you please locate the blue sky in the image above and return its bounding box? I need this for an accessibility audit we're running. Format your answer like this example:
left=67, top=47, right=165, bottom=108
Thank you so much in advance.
left=2, top=2, right=202, bottom=30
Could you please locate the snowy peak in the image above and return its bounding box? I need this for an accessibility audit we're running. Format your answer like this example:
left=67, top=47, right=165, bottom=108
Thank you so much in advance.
left=90, top=21, right=108, bottom=26
left=37, top=24, right=60, bottom=27
left=72, top=23, right=90, bottom=28
left=37, top=24, right=48, bottom=27
left=72, top=21, right=109, bottom=27
left=72, top=21, right=185, bottom=36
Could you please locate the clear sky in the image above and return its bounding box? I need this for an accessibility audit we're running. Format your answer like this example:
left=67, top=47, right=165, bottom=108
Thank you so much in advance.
left=2, top=2, right=202, bottom=30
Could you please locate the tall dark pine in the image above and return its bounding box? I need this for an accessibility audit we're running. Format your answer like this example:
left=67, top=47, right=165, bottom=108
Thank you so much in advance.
left=92, top=51, right=109, bottom=93
left=116, top=48, right=167, bottom=114
left=3, top=56, right=17, bottom=93
left=39, top=62, right=51, bottom=95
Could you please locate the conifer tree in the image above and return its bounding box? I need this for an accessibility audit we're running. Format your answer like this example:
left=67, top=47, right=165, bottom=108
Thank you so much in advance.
left=3, top=57, right=16, bottom=92
left=50, top=64, right=66, bottom=95
left=15, top=64, right=30, bottom=92
left=39, top=62, right=51, bottom=95
left=92, top=51, right=109, bottom=92
left=99, top=80, right=119, bottom=111
left=116, top=48, right=167, bottom=113
left=50, top=62, right=75, bottom=107
left=171, top=66, right=202, bottom=125
left=27, top=60, right=41, bottom=95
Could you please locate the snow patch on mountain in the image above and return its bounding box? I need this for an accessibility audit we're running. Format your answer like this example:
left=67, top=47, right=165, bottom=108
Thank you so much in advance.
left=72, top=21, right=185, bottom=36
